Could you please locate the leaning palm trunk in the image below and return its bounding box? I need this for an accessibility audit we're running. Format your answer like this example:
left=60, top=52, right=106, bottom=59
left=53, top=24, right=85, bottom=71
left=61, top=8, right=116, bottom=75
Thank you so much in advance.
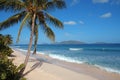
left=0, top=0, right=66, bottom=77
left=19, top=13, right=36, bottom=75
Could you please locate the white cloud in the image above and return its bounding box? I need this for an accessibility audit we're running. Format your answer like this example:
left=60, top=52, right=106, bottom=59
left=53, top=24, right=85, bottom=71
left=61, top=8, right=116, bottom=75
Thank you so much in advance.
left=64, top=21, right=77, bottom=25
left=79, top=21, right=84, bottom=24
left=100, top=12, right=112, bottom=18
left=92, top=0, right=109, bottom=3
left=71, top=0, right=79, bottom=6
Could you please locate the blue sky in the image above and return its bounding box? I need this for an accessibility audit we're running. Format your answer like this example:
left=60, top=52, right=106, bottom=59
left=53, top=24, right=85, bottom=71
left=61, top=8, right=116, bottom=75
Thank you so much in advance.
left=0, top=0, right=120, bottom=44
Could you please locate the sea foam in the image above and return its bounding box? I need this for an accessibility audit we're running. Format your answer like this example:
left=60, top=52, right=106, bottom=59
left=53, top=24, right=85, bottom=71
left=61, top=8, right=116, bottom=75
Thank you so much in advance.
left=94, top=64, right=120, bottom=74
left=69, top=48, right=83, bottom=51
left=49, top=54, right=84, bottom=64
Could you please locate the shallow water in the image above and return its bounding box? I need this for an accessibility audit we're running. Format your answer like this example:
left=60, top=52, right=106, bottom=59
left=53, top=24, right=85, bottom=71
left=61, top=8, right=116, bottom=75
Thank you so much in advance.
left=12, top=44, right=120, bottom=74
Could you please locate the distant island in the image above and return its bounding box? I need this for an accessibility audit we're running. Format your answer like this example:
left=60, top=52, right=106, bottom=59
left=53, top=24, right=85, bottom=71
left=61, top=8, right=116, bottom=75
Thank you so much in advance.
left=55, top=40, right=85, bottom=44
left=53, top=41, right=120, bottom=45
left=94, top=42, right=108, bottom=44
left=13, top=41, right=120, bottom=45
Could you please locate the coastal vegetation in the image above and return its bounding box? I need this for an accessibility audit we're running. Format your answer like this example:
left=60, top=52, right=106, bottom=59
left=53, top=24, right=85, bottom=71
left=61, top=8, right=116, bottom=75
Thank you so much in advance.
left=0, top=34, right=26, bottom=80
left=0, top=0, right=66, bottom=76
left=0, top=34, right=13, bottom=56
left=0, top=55, right=26, bottom=80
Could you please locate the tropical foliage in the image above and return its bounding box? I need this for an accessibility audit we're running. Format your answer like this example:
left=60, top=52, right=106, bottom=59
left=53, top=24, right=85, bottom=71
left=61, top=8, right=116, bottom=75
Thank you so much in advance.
left=0, top=34, right=12, bottom=46
left=0, top=34, right=26, bottom=80
left=0, top=46, right=13, bottom=56
left=0, top=0, right=66, bottom=74
left=0, top=34, right=13, bottom=56
left=0, top=55, right=26, bottom=80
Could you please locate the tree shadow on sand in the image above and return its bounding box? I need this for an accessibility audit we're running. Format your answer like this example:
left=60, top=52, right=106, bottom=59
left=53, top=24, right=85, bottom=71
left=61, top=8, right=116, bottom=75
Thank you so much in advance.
left=22, top=56, right=51, bottom=77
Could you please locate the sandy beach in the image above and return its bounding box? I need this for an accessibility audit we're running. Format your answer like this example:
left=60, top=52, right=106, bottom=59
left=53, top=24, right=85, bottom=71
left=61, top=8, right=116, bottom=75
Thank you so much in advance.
left=0, top=0, right=120, bottom=80
left=12, top=49, right=120, bottom=80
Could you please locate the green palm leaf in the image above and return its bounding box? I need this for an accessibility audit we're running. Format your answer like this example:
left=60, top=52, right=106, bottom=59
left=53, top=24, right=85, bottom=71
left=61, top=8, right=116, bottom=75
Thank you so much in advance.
left=45, top=13, right=63, bottom=29
left=16, top=12, right=31, bottom=43
left=45, top=0, right=66, bottom=10
left=0, top=0, right=25, bottom=11
left=0, top=11, right=26, bottom=30
left=42, top=23, right=55, bottom=42
left=53, top=0, right=66, bottom=9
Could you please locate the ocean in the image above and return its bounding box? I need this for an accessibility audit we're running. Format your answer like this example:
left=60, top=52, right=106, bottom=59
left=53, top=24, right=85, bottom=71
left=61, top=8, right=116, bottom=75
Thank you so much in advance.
left=12, top=44, right=120, bottom=74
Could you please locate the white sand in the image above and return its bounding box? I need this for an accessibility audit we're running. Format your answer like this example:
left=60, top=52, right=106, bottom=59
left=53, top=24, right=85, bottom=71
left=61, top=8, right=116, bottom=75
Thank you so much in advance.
left=12, top=49, right=98, bottom=80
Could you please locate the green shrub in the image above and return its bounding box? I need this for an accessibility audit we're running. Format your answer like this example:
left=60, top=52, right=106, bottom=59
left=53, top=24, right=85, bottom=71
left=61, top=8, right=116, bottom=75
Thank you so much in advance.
left=0, top=34, right=13, bottom=56
left=0, top=45, right=13, bottom=56
left=0, top=55, right=26, bottom=80
left=0, top=34, right=26, bottom=80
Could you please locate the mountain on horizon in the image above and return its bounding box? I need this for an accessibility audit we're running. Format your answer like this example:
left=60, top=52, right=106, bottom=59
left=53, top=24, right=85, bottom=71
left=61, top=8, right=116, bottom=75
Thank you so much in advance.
left=55, top=40, right=85, bottom=44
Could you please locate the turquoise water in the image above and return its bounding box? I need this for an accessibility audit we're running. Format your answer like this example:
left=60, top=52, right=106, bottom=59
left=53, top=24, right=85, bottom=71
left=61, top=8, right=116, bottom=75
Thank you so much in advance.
left=12, top=44, right=120, bottom=74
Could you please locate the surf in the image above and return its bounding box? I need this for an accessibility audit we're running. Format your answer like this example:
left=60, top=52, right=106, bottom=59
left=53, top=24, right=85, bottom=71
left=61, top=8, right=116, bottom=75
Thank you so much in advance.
left=69, top=48, right=83, bottom=51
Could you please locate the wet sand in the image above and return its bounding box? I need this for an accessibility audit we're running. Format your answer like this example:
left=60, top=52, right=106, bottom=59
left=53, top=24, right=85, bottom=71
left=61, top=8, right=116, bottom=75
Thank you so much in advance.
left=12, top=49, right=120, bottom=80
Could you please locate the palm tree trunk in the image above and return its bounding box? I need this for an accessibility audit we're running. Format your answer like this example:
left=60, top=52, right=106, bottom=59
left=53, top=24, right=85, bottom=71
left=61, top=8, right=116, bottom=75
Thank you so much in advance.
left=19, top=13, right=36, bottom=75
left=24, top=13, right=36, bottom=67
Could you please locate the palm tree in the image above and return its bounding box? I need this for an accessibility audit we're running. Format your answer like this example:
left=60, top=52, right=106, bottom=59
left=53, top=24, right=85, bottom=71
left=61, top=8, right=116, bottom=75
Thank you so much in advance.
left=0, top=0, right=66, bottom=75
left=0, top=34, right=12, bottom=46
left=4, top=34, right=13, bottom=46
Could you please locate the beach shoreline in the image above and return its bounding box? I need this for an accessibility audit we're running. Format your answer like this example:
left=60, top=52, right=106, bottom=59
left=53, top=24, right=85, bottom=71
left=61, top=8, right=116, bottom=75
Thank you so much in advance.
left=12, top=48, right=120, bottom=80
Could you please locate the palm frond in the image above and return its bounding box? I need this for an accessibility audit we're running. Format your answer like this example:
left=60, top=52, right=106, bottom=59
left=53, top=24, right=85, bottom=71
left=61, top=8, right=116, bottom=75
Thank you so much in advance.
left=41, top=23, right=55, bottom=42
left=34, top=0, right=47, bottom=7
left=0, top=11, right=26, bottom=30
left=45, top=0, right=66, bottom=10
left=45, top=13, right=63, bottom=29
left=53, top=0, right=66, bottom=9
left=0, top=0, right=25, bottom=12
left=16, top=12, right=31, bottom=43
left=37, top=11, right=45, bottom=24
